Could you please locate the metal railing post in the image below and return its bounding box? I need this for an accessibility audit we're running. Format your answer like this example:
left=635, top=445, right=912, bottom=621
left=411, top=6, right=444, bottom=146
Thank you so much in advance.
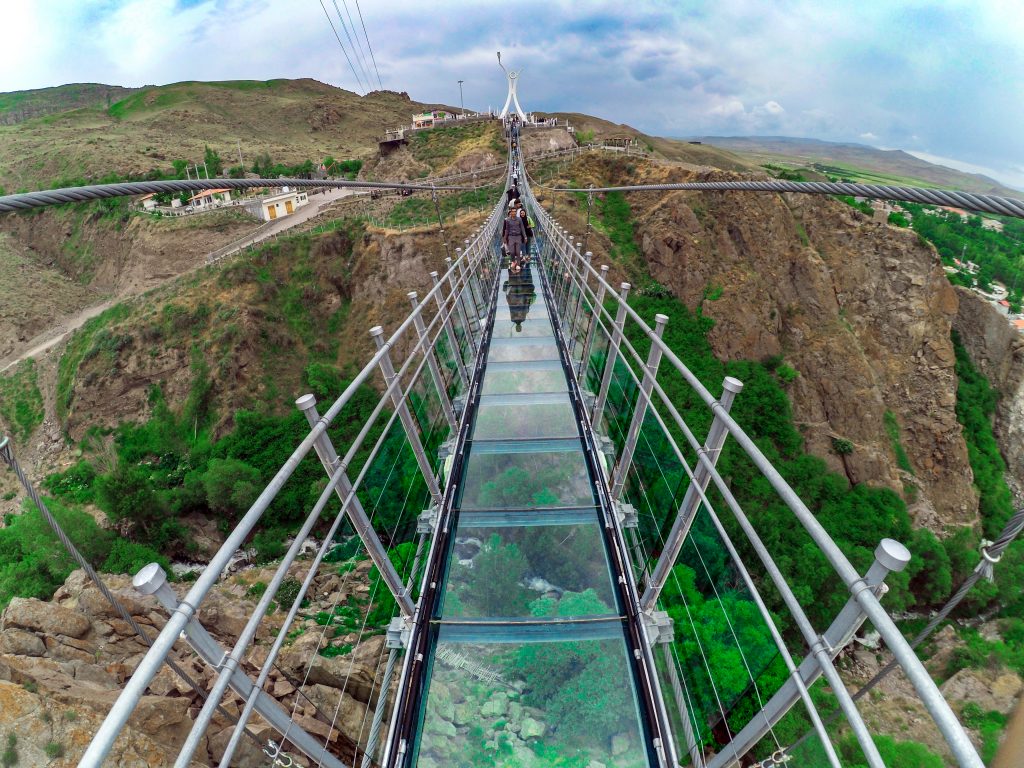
left=430, top=269, right=470, bottom=389
left=131, top=564, right=346, bottom=768
left=583, top=186, right=594, bottom=253
left=296, top=394, right=416, bottom=616
left=577, top=264, right=609, bottom=383
left=611, top=313, right=668, bottom=500
left=461, top=241, right=484, bottom=312
left=445, top=255, right=479, bottom=354
left=369, top=326, right=444, bottom=507
left=592, top=282, right=631, bottom=428
left=408, top=291, right=457, bottom=432
left=705, top=539, right=912, bottom=768
left=641, top=376, right=744, bottom=611
left=567, top=251, right=592, bottom=357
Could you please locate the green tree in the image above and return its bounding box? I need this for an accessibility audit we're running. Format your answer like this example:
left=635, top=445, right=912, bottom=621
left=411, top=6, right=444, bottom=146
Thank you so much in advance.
left=201, top=458, right=262, bottom=520
left=203, top=145, right=224, bottom=177
left=458, top=534, right=532, bottom=616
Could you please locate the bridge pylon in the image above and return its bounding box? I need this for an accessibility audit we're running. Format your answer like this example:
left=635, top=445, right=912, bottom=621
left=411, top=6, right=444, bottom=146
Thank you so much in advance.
left=497, top=51, right=527, bottom=122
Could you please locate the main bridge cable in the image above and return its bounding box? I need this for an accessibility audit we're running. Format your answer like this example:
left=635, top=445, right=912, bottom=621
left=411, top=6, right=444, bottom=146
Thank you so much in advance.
left=783, top=504, right=1024, bottom=759
left=527, top=177, right=1024, bottom=220
left=0, top=177, right=481, bottom=215
left=319, top=0, right=365, bottom=94
left=0, top=437, right=266, bottom=752
left=354, top=0, right=384, bottom=90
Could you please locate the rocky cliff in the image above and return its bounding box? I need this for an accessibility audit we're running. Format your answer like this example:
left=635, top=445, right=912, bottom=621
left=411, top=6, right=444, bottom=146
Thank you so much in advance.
left=0, top=564, right=389, bottom=767
left=952, top=287, right=1024, bottom=504
left=563, top=155, right=977, bottom=531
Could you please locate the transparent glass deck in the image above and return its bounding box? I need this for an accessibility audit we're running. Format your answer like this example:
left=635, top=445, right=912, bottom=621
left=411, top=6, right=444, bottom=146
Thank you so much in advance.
left=412, top=264, right=652, bottom=768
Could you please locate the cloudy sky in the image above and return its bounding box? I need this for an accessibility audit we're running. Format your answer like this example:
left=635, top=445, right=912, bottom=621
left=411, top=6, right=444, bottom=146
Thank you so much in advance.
left=6, top=0, right=1023, bottom=189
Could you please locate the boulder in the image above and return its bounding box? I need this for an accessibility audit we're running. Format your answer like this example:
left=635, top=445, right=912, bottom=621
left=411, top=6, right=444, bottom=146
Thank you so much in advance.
left=0, top=628, right=46, bottom=656
left=207, top=725, right=266, bottom=768
left=611, top=732, right=632, bottom=756
left=942, top=668, right=1023, bottom=715
left=519, top=716, right=545, bottom=740
left=481, top=691, right=508, bottom=717
left=2, top=597, right=91, bottom=638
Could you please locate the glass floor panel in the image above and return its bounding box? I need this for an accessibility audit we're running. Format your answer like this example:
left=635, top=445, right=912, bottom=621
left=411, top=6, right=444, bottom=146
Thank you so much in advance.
left=487, top=337, right=560, bottom=363
left=472, top=393, right=578, bottom=440
left=491, top=317, right=553, bottom=338
left=416, top=624, right=650, bottom=768
left=442, top=520, right=617, bottom=618
left=481, top=361, right=568, bottom=395
left=459, top=439, right=595, bottom=510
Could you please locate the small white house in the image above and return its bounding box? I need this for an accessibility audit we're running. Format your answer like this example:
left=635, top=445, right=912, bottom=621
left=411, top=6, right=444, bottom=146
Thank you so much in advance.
left=250, top=190, right=309, bottom=222
left=139, top=193, right=157, bottom=211
left=189, top=188, right=232, bottom=211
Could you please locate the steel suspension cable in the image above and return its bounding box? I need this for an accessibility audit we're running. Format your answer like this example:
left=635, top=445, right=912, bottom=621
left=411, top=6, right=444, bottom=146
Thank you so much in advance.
left=319, top=0, right=365, bottom=93
left=353, top=0, right=384, bottom=90
left=0, top=177, right=478, bottom=214
left=528, top=177, right=1024, bottom=219
left=330, top=0, right=370, bottom=92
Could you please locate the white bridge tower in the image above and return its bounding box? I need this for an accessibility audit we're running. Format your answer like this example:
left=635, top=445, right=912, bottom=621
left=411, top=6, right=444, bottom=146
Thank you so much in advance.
left=497, top=51, right=527, bottom=122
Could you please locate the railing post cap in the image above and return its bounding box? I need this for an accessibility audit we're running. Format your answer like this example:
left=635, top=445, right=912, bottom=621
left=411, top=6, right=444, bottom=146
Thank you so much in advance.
left=600, top=264, right=610, bottom=273
left=407, top=290, right=419, bottom=301
left=584, top=251, right=593, bottom=259
left=722, top=376, right=745, bottom=394
left=429, top=270, right=439, bottom=279
left=295, top=393, right=317, bottom=411
left=654, top=313, right=669, bottom=325
left=369, top=325, right=385, bottom=338
left=621, top=282, right=632, bottom=290
left=875, top=538, right=912, bottom=572
left=132, top=563, right=168, bottom=595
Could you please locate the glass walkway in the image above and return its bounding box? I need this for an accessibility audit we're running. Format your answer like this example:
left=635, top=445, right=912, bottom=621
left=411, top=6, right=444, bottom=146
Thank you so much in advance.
left=410, top=257, right=654, bottom=767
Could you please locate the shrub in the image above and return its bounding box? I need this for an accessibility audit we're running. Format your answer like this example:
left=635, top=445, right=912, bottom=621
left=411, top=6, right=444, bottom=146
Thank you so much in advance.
left=831, top=438, right=854, bottom=455
left=101, top=539, right=171, bottom=578
left=276, top=578, right=303, bottom=612
left=44, top=742, right=64, bottom=759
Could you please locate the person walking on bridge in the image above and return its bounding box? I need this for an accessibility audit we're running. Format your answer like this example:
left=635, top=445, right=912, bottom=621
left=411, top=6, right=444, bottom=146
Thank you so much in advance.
left=502, top=202, right=527, bottom=272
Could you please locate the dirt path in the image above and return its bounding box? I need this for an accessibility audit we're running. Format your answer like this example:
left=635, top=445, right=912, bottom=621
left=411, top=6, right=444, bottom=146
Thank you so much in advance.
left=0, top=189, right=369, bottom=376
left=0, top=299, right=116, bottom=375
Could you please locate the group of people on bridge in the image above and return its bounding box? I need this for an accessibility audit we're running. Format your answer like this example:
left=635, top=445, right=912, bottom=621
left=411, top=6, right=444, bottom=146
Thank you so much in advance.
left=502, top=173, right=534, bottom=275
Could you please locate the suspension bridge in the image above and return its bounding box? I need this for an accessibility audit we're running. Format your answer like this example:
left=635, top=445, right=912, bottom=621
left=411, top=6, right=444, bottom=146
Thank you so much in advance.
left=3, top=75, right=1024, bottom=768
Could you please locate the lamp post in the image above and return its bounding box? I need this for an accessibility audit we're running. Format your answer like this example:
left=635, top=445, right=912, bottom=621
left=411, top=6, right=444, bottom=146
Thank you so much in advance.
left=458, top=79, right=465, bottom=116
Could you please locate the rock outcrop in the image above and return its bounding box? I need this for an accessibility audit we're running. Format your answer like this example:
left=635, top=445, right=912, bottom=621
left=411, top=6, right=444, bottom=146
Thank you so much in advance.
left=619, top=161, right=976, bottom=529
left=952, top=286, right=1024, bottom=504
left=0, top=562, right=388, bottom=767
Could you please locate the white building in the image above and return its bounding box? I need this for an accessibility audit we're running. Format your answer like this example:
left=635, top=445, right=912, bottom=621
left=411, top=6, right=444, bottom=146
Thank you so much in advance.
left=139, top=193, right=157, bottom=211
left=249, top=189, right=310, bottom=222
left=189, top=188, right=232, bottom=211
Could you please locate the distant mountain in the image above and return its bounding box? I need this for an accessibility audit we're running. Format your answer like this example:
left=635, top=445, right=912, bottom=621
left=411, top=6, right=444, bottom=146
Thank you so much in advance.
left=0, top=79, right=458, bottom=190
left=0, top=83, right=144, bottom=125
left=694, top=135, right=1022, bottom=198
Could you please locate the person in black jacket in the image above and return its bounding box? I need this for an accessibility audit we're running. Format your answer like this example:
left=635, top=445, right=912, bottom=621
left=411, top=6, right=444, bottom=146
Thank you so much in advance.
left=502, top=203, right=527, bottom=272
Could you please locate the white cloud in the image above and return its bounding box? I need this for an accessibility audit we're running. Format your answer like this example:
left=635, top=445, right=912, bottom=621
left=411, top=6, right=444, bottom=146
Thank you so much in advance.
left=0, top=0, right=1020, bottom=188
left=908, top=151, right=1024, bottom=192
